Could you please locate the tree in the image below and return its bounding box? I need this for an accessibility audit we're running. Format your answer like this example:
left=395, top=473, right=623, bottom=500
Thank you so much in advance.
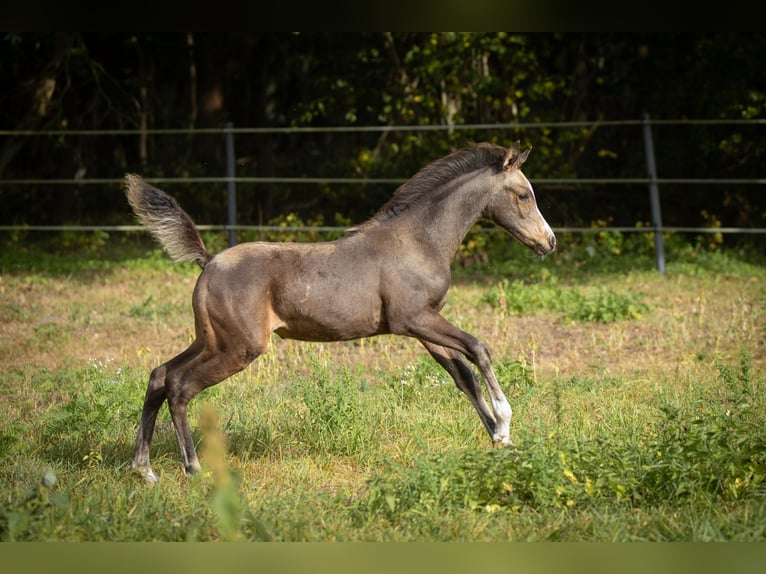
left=0, top=33, right=764, bottom=237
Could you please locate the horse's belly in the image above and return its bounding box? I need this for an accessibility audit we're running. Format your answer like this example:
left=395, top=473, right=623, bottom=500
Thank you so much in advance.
left=267, top=263, right=387, bottom=341
left=271, top=293, right=387, bottom=342
left=273, top=314, right=386, bottom=342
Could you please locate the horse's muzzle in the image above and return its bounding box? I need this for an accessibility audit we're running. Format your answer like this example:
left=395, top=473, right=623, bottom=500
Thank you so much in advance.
left=534, top=233, right=556, bottom=256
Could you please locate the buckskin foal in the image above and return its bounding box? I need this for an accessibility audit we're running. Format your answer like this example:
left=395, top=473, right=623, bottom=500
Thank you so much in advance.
left=125, top=141, right=556, bottom=483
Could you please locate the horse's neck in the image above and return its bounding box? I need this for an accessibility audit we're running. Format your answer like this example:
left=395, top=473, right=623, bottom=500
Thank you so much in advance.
left=393, top=171, right=489, bottom=262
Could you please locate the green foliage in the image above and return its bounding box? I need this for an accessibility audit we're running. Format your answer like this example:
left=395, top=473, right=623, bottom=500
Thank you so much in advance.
left=129, top=294, right=179, bottom=320
left=41, top=360, right=145, bottom=464
left=0, top=470, right=70, bottom=542
left=483, top=277, right=649, bottom=323
left=637, top=350, right=766, bottom=504
left=567, top=286, right=650, bottom=323
left=0, top=234, right=194, bottom=276
left=57, top=229, right=110, bottom=252
left=287, top=352, right=378, bottom=459
left=461, top=226, right=664, bottom=281
left=242, top=212, right=352, bottom=243
left=199, top=231, right=227, bottom=254
left=4, top=34, right=765, bottom=236
left=360, top=351, right=766, bottom=523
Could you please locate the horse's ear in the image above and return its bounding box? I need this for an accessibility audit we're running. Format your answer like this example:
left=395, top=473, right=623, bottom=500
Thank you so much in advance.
left=517, top=146, right=532, bottom=166
left=503, top=142, right=532, bottom=170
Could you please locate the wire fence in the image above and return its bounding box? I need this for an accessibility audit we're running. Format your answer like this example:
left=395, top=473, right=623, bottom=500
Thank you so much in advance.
left=1, top=117, right=764, bottom=272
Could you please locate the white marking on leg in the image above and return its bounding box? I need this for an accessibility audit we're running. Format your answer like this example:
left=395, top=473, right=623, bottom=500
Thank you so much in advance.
left=490, top=395, right=512, bottom=445
left=133, top=462, right=159, bottom=484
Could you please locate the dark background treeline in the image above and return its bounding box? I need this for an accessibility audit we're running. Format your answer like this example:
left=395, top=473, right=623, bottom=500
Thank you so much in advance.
left=1, top=33, right=764, bottom=238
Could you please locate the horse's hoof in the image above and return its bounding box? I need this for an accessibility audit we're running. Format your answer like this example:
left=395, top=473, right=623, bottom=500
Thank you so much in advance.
left=492, top=439, right=512, bottom=449
left=133, top=464, right=159, bottom=484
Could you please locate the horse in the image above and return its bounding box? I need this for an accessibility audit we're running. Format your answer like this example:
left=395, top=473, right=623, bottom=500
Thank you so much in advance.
left=125, top=141, right=556, bottom=483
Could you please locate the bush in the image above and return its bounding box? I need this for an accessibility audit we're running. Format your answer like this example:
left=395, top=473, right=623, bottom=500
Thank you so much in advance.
left=483, top=278, right=649, bottom=323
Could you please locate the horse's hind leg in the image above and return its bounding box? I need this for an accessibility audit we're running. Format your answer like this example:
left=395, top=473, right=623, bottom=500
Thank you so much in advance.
left=164, top=343, right=261, bottom=477
left=132, top=343, right=201, bottom=483
left=420, top=340, right=502, bottom=442
left=132, top=365, right=166, bottom=483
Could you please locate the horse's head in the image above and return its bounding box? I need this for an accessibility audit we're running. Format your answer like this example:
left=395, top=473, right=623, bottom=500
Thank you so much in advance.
left=484, top=141, right=556, bottom=256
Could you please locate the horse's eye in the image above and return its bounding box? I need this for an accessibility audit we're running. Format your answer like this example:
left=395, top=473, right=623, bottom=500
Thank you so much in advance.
left=518, top=193, right=529, bottom=201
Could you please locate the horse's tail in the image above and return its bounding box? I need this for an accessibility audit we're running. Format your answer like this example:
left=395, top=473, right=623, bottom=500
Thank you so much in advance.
left=124, top=174, right=213, bottom=269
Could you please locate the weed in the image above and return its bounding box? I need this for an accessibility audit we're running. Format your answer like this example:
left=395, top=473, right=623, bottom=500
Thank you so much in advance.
left=496, top=358, right=536, bottom=390
left=483, top=278, right=649, bottom=323
left=0, top=470, right=69, bottom=541
left=390, top=356, right=452, bottom=407
left=41, top=361, right=144, bottom=464
left=358, top=351, right=766, bottom=530
left=199, top=406, right=244, bottom=541
left=287, top=351, right=379, bottom=459
left=565, top=287, right=649, bottom=323
left=129, top=294, right=178, bottom=320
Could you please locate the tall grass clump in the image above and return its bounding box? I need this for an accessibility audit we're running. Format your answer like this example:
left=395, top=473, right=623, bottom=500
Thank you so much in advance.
left=199, top=405, right=244, bottom=541
left=483, top=277, right=649, bottom=323
left=639, top=350, right=766, bottom=504
left=286, top=351, right=381, bottom=460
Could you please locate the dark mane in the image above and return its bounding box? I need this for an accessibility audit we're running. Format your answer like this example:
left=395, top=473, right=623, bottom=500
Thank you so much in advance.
left=346, top=142, right=508, bottom=234
left=379, top=142, right=507, bottom=221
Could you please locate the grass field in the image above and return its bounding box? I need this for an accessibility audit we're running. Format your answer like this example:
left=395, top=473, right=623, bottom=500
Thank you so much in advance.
left=1, top=232, right=765, bottom=541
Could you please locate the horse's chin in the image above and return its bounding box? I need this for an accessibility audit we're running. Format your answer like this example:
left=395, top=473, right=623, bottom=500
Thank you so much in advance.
left=509, top=229, right=556, bottom=257
left=522, top=238, right=555, bottom=257
left=533, top=243, right=555, bottom=257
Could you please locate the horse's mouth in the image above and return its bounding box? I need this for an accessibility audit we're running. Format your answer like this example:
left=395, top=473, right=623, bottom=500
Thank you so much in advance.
left=506, top=227, right=556, bottom=256
left=532, top=235, right=556, bottom=256
left=534, top=243, right=555, bottom=256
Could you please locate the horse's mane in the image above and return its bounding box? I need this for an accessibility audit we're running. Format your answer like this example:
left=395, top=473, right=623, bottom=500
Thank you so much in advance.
left=347, top=142, right=507, bottom=234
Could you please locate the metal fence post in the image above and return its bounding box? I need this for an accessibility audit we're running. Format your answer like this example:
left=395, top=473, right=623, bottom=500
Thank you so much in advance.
left=642, top=113, right=666, bottom=274
left=224, top=121, right=237, bottom=247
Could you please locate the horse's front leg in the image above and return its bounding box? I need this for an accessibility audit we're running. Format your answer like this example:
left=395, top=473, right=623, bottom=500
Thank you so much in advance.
left=419, top=340, right=500, bottom=439
left=404, top=310, right=513, bottom=446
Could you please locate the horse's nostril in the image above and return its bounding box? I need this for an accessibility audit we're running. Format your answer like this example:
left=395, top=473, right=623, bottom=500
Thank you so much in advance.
left=549, top=234, right=557, bottom=250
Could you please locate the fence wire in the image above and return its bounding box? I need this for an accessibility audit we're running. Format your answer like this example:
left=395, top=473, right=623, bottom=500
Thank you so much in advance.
left=1, top=119, right=764, bottom=247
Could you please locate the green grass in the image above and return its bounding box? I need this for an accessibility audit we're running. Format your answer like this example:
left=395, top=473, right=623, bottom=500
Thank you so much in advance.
left=1, top=234, right=765, bottom=541
left=6, top=351, right=764, bottom=541
left=482, top=277, right=650, bottom=323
